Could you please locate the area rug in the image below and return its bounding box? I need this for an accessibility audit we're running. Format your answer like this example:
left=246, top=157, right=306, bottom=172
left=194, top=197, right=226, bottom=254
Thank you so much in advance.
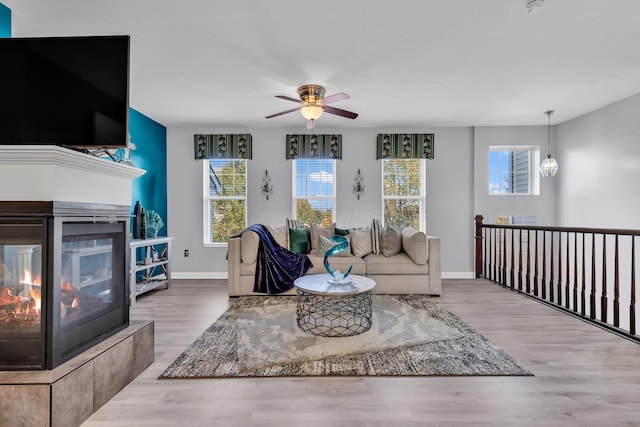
left=159, top=295, right=532, bottom=378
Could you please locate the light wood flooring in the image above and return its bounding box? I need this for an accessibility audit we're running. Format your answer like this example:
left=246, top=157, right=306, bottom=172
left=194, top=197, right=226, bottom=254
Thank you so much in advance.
left=81, top=279, right=640, bottom=426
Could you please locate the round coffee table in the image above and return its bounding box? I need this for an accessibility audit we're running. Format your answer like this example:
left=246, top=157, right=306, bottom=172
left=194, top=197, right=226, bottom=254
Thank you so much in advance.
left=293, top=274, right=376, bottom=337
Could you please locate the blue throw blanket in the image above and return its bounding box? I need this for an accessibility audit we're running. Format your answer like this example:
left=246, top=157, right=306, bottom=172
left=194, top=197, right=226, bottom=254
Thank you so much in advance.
left=238, top=224, right=313, bottom=295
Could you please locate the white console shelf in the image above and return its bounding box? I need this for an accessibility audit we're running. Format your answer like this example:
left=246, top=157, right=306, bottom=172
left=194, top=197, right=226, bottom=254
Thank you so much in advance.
left=129, top=236, right=173, bottom=305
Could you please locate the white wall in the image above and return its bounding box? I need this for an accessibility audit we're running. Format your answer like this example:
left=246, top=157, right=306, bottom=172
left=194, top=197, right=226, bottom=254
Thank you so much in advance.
left=166, top=126, right=476, bottom=277
left=556, top=93, right=640, bottom=229
left=473, top=126, right=557, bottom=226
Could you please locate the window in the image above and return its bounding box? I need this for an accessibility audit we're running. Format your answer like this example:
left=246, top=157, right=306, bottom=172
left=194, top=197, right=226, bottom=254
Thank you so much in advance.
left=292, top=159, right=336, bottom=226
left=203, top=159, right=247, bottom=245
left=488, top=146, right=540, bottom=195
left=382, top=159, right=425, bottom=231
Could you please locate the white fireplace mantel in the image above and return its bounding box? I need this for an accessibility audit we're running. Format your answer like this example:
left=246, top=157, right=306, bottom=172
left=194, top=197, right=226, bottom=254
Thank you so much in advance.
left=0, top=145, right=146, bottom=206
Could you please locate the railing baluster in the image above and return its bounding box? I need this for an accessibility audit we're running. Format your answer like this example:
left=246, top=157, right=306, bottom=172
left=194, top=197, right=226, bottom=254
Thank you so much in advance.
left=510, top=228, right=515, bottom=288
left=484, top=227, right=489, bottom=279
left=602, top=234, right=608, bottom=323
left=502, top=228, right=507, bottom=287
left=614, top=235, right=620, bottom=327
left=573, top=232, right=578, bottom=313
left=526, top=229, right=531, bottom=293
left=581, top=233, right=586, bottom=316
left=631, top=237, right=636, bottom=336
left=518, top=229, right=523, bottom=291
left=591, top=233, right=596, bottom=320
left=565, top=231, right=570, bottom=309
left=534, top=230, right=539, bottom=297
left=557, top=232, right=562, bottom=306
left=542, top=231, right=547, bottom=300
left=549, top=231, right=555, bottom=303
left=493, top=228, right=497, bottom=282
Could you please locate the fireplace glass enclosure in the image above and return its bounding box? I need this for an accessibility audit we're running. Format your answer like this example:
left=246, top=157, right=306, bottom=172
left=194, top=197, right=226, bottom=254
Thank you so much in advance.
left=0, top=202, right=129, bottom=370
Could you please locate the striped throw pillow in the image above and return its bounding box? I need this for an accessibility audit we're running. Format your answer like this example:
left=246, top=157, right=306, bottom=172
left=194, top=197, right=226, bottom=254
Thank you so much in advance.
left=371, top=219, right=383, bottom=255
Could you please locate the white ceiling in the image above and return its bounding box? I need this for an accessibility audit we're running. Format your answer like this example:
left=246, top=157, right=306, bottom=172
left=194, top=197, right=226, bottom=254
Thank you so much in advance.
left=4, top=0, right=640, bottom=129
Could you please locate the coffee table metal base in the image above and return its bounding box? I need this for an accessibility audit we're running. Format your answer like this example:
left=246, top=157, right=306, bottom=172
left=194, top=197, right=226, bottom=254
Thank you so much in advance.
left=296, top=288, right=373, bottom=337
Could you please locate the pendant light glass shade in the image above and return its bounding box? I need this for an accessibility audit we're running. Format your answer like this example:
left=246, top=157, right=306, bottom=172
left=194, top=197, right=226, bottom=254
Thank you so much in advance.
left=540, top=153, right=558, bottom=177
left=540, top=110, right=558, bottom=177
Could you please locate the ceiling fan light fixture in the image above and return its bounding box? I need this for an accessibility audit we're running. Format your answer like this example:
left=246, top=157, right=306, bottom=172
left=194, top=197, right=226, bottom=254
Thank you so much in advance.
left=523, top=0, right=544, bottom=14
left=300, top=105, right=324, bottom=120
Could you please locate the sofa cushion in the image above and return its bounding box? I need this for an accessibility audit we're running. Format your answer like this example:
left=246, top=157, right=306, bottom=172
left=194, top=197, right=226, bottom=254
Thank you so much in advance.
left=240, top=231, right=260, bottom=264
left=402, top=227, right=428, bottom=265
left=289, top=227, right=311, bottom=254
left=310, top=223, right=335, bottom=252
left=306, top=255, right=367, bottom=275
left=381, top=225, right=402, bottom=257
left=316, top=234, right=351, bottom=257
left=350, top=227, right=373, bottom=257
left=364, top=252, right=428, bottom=275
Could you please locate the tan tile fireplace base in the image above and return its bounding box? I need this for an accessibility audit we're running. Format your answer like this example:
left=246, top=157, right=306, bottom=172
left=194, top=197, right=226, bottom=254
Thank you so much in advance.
left=0, top=320, right=154, bottom=427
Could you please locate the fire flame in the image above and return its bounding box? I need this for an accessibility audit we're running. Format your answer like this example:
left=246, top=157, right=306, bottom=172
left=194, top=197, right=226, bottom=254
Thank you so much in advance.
left=20, top=269, right=41, bottom=286
left=18, top=269, right=42, bottom=315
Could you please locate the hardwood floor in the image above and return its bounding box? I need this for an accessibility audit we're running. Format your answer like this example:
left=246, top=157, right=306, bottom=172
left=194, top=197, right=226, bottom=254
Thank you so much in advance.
left=81, top=279, right=640, bottom=426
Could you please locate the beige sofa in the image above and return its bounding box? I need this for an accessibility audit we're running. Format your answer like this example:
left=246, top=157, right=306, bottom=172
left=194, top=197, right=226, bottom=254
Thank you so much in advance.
left=227, top=226, right=441, bottom=296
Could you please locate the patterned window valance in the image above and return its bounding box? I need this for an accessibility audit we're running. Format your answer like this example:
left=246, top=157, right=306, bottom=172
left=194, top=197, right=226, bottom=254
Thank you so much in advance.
left=194, top=134, right=252, bottom=160
left=286, top=134, right=342, bottom=160
left=376, top=134, right=434, bottom=160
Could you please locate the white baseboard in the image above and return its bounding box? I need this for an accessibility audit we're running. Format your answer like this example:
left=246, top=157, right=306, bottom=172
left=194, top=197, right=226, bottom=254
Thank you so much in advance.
left=441, top=271, right=475, bottom=279
left=172, top=272, right=228, bottom=280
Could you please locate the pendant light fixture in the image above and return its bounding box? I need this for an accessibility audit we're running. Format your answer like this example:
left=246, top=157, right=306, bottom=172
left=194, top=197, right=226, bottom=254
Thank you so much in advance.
left=540, top=110, right=558, bottom=177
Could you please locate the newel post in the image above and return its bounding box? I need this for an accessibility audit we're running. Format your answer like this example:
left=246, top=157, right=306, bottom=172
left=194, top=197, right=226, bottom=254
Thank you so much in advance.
left=474, top=215, right=484, bottom=278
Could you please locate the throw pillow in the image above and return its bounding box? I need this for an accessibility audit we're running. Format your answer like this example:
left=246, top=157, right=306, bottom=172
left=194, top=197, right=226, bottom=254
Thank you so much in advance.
left=334, top=227, right=350, bottom=236
left=285, top=218, right=303, bottom=250
left=381, top=224, right=402, bottom=257
left=350, top=227, right=373, bottom=257
left=371, top=219, right=383, bottom=255
left=310, top=223, right=335, bottom=252
left=289, top=227, right=311, bottom=254
left=316, top=234, right=352, bottom=257
left=402, top=227, right=428, bottom=264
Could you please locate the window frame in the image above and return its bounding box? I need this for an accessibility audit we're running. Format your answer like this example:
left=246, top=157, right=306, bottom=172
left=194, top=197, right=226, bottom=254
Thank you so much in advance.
left=291, top=158, right=337, bottom=226
left=202, top=158, right=248, bottom=247
left=381, top=158, right=426, bottom=232
left=488, top=145, right=541, bottom=196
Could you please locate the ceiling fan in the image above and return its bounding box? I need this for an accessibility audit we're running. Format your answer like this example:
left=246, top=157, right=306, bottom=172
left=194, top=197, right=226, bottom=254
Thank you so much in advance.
left=266, top=84, right=358, bottom=129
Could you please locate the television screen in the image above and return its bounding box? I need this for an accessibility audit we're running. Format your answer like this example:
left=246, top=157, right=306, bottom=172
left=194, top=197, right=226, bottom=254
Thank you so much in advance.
left=0, top=35, right=130, bottom=148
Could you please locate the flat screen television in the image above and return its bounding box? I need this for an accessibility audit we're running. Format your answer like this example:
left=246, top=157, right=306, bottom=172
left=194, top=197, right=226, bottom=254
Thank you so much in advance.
left=0, top=35, right=130, bottom=148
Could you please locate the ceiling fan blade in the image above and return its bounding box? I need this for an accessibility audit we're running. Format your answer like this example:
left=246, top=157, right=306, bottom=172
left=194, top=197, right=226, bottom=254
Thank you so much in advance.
left=307, top=119, right=317, bottom=129
left=322, top=105, right=358, bottom=119
left=275, top=95, right=303, bottom=103
left=265, top=106, right=302, bottom=119
left=322, top=93, right=350, bottom=104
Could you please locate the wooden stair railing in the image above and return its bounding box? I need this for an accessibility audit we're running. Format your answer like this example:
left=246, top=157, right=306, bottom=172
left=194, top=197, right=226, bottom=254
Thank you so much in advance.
left=474, top=215, right=639, bottom=342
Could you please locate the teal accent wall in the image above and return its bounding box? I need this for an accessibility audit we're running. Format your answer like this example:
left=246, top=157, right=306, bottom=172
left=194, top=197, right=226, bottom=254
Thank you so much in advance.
left=129, top=108, right=168, bottom=237
left=0, top=3, right=11, bottom=38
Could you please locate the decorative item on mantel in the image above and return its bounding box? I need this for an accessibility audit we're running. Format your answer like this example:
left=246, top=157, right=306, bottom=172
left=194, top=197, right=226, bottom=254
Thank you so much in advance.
left=261, top=170, right=274, bottom=200
left=353, top=169, right=365, bottom=200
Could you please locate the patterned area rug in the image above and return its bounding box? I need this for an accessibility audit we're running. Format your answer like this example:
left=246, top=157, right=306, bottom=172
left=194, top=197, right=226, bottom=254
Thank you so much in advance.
left=159, top=295, right=532, bottom=378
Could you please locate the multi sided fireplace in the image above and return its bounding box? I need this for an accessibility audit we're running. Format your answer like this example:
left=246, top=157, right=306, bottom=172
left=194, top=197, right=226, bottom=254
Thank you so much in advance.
left=0, top=201, right=129, bottom=370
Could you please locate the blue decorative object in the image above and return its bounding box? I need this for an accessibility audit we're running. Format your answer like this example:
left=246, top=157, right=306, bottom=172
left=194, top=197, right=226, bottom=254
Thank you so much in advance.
left=323, top=235, right=353, bottom=283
